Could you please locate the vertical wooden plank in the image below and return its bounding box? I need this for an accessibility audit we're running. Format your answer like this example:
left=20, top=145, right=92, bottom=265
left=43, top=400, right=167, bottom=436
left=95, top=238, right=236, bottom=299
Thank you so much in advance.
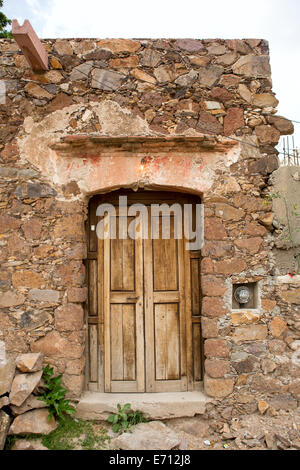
left=183, top=213, right=193, bottom=390
left=122, top=304, right=136, bottom=381
left=144, top=210, right=155, bottom=391
left=89, top=325, right=98, bottom=382
left=154, top=304, right=167, bottom=380
left=191, top=258, right=200, bottom=316
left=122, top=234, right=135, bottom=291
left=135, top=218, right=145, bottom=392
left=103, top=213, right=111, bottom=392
left=166, top=304, right=180, bottom=380
left=110, top=304, right=124, bottom=380
left=89, top=260, right=98, bottom=316
left=193, top=323, right=201, bottom=382
left=110, top=217, right=123, bottom=291
left=153, top=217, right=177, bottom=291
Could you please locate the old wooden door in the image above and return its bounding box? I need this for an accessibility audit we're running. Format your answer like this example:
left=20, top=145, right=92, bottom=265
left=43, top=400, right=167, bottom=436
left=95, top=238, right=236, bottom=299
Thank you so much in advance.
left=86, top=191, right=203, bottom=393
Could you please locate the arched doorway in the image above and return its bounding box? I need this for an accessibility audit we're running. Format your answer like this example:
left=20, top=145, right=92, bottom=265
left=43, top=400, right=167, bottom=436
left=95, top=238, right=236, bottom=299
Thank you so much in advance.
left=85, top=189, right=204, bottom=393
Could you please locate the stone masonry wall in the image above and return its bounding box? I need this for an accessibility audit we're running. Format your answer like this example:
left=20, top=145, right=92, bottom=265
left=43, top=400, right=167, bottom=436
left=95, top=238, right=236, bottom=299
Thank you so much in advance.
left=0, top=36, right=299, bottom=425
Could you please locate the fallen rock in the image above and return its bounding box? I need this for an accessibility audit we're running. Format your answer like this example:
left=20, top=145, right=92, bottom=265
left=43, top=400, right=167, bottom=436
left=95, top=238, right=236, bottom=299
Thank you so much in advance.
left=10, top=394, right=47, bottom=416
left=11, top=439, right=48, bottom=450
left=16, top=353, right=43, bottom=373
left=167, top=417, right=210, bottom=438
left=110, top=421, right=181, bottom=450
left=265, top=431, right=276, bottom=450
left=0, top=411, right=11, bottom=450
left=9, top=370, right=43, bottom=407
left=9, top=409, right=58, bottom=435
left=0, top=359, right=16, bottom=395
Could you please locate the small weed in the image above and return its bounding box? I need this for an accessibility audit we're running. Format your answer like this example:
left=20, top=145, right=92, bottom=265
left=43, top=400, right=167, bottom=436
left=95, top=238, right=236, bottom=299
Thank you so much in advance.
left=107, top=403, right=147, bottom=434
left=38, top=364, right=76, bottom=422
left=6, top=418, right=110, bottom=450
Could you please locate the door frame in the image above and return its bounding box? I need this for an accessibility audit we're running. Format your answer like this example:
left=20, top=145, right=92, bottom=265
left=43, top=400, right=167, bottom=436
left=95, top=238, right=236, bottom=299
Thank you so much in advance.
left=85, top=189, right=204, bottom=393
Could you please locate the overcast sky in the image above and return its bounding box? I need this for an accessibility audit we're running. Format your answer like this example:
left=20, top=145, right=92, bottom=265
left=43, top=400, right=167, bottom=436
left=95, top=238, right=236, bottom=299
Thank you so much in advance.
left=3, top=0, right=300, bottom=153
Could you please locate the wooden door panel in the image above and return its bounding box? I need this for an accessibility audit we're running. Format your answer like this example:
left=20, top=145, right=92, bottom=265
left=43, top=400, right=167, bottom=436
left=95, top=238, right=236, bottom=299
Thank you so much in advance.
left=152, top=218, right=178, bottom=291
left=110, top=304, right=136, bottom=381
left=103, top=214, right=144, bottom=392
left=154, top=303, right=180, bottom=381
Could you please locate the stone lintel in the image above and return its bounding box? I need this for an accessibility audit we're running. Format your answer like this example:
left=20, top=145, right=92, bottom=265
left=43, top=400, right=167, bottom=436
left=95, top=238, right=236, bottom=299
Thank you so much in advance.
left=12, top=19, right=48, bottom=71
left=51, top=134, right=238, bottom=157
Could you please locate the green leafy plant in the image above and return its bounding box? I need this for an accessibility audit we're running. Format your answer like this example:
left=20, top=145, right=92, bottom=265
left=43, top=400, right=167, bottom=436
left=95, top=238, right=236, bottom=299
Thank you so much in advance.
left=38, top=364, right=76, bottom=422
left=107, top=403, right=147, bottom=434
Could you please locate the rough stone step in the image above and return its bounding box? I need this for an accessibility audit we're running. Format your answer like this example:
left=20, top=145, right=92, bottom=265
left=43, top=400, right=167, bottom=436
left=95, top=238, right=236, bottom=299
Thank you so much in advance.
left=76, top=391, right=212, bottom=421
left=110, top=421, right=181, bottom=450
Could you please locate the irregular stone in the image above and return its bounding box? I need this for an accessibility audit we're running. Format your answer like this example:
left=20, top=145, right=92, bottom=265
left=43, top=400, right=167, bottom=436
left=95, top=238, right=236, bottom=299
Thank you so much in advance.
left=215, top=203, right=245, bottom=221
left=210, top=87, right=234, bottom=103
left=0, top=396, right=9, bottom=409
left=28, top=289, right=60, bottom=302
left=175, top=39, right=205, bottom=52
left=202, top=297, right=227, bottom=318
left=0, top=358, right=16, bottom=395
left=34, top=70, right=63, bottom=84
left=201, top=276, right=227, bottom=296
left=252, top=93, right=279, bottom=108
left=175, top=70, right=198, bottom=87
left=267, top=115, right=294, bottom=135
left=204, top=376, right=234, bottom=398
left=9, top=370, right=43, bottom=407
left=47, top=92, right=73, bottom=112
left=269, top=395, right=298, bottom=411
left=30, top=331, right=84, bottom=359
left=8, top=409, right=58, bottom=435
left=168, top=418, right=210, bottom=438
left=207, top=44, right=227, bottom=55
left=131, top=68, right=156, bottom=84
left=62, top=374, right=84, bottom=398
left=214, top=259, right=247, bottom=275
left=54, top=304, right=84, bottom=331
left=0, top=291, right=25, bottom=308
left=238, top=84, right=252, bottom=103
left=224, top=107, right=244, bottom=136
left=24, top=83, right=52, bottom=100
left=258, top=400, right=269, bottom=415
left=22, top=218, right=42, bottom=240
left=111, top=421, right=181, bottom=450
left=204, top=339, right=230, bottom=358
left=198, top=66, right=224, bottom=87
left=205, top=359, right=230, bottom=378
left=232, top=55, right=271, bottom=78
left=72, top=40, right=95, bottom=55
left=12, top=271, right=44, bottom=289
left=189, top=55, right=210, bottom=66
left=109, top=56, right=139, bottom=68
left=232, top=312, right=260, bottom=326
left=233, top=356, right=258, bottom=374
left=54, top=40, right=73, bottom=55
left=227, top=39, right=252, bottom=54
left=70, top=62, right=93, bottom=81
left=232, top=325, right=268, bottom=343
left=201, top=317, right=218, bottom=338
left=14, top=182, right=57, bottom=198
left=10, top=394, right=47, bottom=416
left=234, top=237, right=263, bottom=254
left=255, top=125, right=280, bottom=145
left=197, top=111, right=223, bottom=134
left=281, top=289, right=300, bottom=304
left=269, top=317, right=287, bottom=337
left=67, top=287, right=88, bottom=303
left=96, top=39, right=141, bottom=53
left=215, top=52, right=238, bottom=66
left=16, top=353, right=43, bottom=373
left=140, top=49, right=161, bottom=67
left=91, top=68, right=126, bottom=90
left=50, top=56, right=62, bottom=69
left=248, top=155, right=279, bottom=175
left=201, top=241, right=233, bottom=258
left=265, top=431, right=276, bottom=449
left=11, top=439, right=49, bottom=450
left=0, top=411, right=11, bottom=450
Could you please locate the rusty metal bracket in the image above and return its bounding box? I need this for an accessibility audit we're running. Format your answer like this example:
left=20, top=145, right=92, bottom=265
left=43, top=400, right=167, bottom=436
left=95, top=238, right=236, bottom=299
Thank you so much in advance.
left=12, top=19, right=48, bottom=71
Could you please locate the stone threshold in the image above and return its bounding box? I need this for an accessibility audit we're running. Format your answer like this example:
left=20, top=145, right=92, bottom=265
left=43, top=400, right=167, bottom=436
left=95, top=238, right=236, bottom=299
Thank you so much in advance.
left=76, top=391, right=212, bottom=421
